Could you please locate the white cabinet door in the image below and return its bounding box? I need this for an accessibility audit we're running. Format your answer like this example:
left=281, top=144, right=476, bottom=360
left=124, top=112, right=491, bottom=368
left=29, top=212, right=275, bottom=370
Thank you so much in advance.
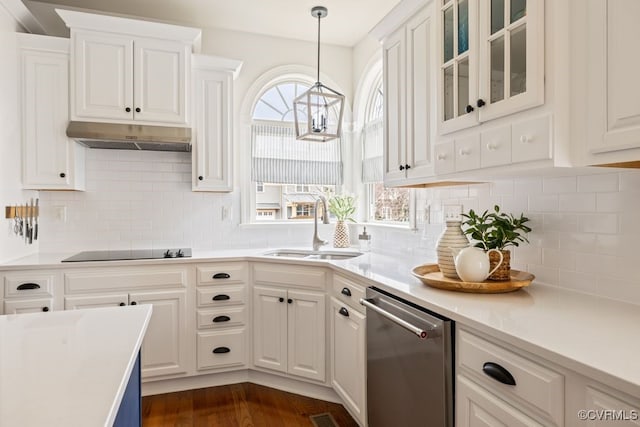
left=4, top=299, right=52, bottom=314
left=192, top=68, right=233, bottom=191
left=253, top=286, right=288, bottom=373
left=587, top=0, right=640, bottom=156
left=383, top=27, right=407, bottom=184
left=287, top=289, right=325, bottom=382
left=19, top=35, right=84, bottom=191
left=134, top=38, right=188, bottom=124
left=437, top=0, right=479, bottom=135
left=72, top=32, right=133, bottom=121
left=477, top=0, right=544, bottom=122
left=130, top=290, right=188, bottom=379
left=330, top=298, right=366, bottom=426
left=406, top=5, right=435, bottom=181
left=72, top=32, right=189, bottom=125
left=457, top=375, right=544, bottom=427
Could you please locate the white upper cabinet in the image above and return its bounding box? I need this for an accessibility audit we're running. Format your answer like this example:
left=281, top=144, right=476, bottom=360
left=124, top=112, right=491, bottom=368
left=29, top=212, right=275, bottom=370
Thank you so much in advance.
left=583, top=0, right=640, bottom=166
left=18, top=34, right=85, bottom=191
left=58, top=9, right=200, bottom=127
left=437, top=0, right=544, bottom=135
left=192, top=55, right=242, bottom=192
left=383, top=4, right=436, bottom=186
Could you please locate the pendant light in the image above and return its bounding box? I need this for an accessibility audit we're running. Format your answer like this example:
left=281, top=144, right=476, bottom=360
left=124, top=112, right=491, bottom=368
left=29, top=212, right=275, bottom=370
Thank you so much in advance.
left=293, top=6, right=345, bottom=142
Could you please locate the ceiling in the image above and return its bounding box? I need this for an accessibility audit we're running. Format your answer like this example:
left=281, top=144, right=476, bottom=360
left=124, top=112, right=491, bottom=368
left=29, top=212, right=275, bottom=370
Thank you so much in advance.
left=23, top=0, right=402, bottom=46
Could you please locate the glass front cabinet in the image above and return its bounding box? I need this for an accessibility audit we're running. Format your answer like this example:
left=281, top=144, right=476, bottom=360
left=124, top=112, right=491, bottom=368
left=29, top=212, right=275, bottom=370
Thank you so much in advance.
left=437, top=0, right=544, bottom=135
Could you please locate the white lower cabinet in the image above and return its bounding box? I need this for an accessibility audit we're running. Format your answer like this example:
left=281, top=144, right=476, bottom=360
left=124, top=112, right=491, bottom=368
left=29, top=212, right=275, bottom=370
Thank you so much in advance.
left=457, top=375, right=544, bottom=427
left=63, top=266, right=190, bottom=380
left=330, top=297, right=366, bottom=426
left=253, top=285, right=325, bottom=382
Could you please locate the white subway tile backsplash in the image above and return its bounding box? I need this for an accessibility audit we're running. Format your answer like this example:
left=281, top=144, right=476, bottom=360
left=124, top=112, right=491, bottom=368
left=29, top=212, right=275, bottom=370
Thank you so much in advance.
left=38, top=151, right=640, bottom=304
left=543, top=176, right=576, bottom=193
left=559, top=193, right=596, bottom=212
left=578, top=173, right=619, bottom=193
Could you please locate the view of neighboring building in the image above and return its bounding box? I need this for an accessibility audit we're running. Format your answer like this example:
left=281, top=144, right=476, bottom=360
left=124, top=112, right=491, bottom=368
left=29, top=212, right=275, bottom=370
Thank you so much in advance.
left=255, top=183, right=331, bottom=221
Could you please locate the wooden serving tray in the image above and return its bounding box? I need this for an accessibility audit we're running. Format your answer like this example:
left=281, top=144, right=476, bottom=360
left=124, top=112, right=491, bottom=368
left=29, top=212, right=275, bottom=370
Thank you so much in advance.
left=411, top=264, right=534, bottom=294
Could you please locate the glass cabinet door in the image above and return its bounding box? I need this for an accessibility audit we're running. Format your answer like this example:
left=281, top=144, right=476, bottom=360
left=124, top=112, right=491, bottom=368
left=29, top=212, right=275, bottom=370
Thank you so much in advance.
left=439, top=0, right=479, bottom=134
left=478, top=0, right=544, bottom=121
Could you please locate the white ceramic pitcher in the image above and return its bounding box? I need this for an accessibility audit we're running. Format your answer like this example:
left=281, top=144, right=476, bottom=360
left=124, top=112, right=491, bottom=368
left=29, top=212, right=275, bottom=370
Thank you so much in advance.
left=450, top=247, right=504, bottom=282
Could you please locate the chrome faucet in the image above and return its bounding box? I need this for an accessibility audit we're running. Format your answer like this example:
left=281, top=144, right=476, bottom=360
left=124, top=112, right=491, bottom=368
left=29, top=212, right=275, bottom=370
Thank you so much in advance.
left=312, top=196, right=330, bottom=251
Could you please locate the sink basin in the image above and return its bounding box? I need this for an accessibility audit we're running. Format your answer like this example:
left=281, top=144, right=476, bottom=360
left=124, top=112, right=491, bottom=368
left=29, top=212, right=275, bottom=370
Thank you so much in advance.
left=262, top=249, right=363, bottom=260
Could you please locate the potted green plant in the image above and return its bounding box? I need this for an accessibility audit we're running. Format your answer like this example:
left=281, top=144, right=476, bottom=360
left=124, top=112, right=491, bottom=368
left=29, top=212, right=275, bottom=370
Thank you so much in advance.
left=328, top=194, right=356, bottom=248
left=461, top=205, right=531, bottom=280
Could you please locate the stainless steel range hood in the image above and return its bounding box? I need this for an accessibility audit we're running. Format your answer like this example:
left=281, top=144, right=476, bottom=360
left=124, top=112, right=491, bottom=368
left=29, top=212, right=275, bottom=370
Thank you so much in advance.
left=66, top=122, right=192, bottom=152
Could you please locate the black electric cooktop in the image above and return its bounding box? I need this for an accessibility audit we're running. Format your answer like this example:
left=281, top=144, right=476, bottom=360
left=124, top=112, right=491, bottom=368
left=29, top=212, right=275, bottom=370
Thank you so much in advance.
left=61, top=248, right=192, bottom=262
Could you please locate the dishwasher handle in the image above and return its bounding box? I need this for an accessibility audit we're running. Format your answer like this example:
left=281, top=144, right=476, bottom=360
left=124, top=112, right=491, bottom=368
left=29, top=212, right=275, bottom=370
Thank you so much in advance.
left=360, top=298, right=434, bottom=339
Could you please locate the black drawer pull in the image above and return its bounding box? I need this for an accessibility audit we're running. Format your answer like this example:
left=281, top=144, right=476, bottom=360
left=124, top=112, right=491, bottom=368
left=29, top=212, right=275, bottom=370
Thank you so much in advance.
left=213, top=347, right=230, bottom=354
left=213, top=315, right=231, bottom=323
left=341, top=287, right=352, bottom=297
left=339, top=307, right=349, bottom=317
left=482, top=362, right=516, bottom=386
left=213, top=273, right=231, bottom=279
left=212, top=294, right=230, bottom=301
left=42, top=307, right=49, bottom=312
left=17, top=283, right=40, bottom=291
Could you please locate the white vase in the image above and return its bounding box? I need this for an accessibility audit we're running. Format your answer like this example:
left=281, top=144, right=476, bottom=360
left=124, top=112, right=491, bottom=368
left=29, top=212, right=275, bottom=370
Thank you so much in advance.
left=436, top=220, right=470, bottom=279
left=333, top=220, right=350, bottom=248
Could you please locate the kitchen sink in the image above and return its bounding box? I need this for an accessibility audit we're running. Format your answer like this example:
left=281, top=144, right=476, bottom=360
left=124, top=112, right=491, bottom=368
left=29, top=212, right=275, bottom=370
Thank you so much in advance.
left=262, top=249, right=363, bottom=260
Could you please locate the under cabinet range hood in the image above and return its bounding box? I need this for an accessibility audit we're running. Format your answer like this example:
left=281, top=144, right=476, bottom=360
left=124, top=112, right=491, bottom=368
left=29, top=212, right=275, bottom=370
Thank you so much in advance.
left=66, top=122, right=192, bottom=152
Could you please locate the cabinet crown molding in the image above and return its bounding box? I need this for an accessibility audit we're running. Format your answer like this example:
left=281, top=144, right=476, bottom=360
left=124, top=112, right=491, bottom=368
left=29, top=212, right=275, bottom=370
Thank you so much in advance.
left=55, top=8, right=201, bottom=46
left=369, top=0, right=430, bottom=41
left=192, top=54, right=243, bottom=80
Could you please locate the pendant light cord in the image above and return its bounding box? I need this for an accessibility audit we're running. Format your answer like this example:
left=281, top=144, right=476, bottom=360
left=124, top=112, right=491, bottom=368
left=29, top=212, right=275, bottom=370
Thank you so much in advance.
left=316, top=11, right=321, bottom=84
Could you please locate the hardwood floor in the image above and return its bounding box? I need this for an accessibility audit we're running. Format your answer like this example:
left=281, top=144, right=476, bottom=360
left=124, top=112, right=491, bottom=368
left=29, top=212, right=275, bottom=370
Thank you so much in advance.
left=142, top=383, right=358, bottom=427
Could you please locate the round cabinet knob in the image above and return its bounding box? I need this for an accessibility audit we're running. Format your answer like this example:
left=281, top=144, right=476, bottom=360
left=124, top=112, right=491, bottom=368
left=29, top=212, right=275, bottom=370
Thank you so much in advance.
left=59, top=172, right=66, bottom=178
left=465, top=105, right=475, bottom=113
left=119, top=302, right=126, bottom=306
left=279, top=297, right=284, bottom=303
left=125, top=107, right=131, bottom=113
left=405, top=164, right=411, bottom=170
left=477, top=99, right=486, bottom=108
left=399, top=165, right=405, bottom=171
left=42, top=307, right=49, bottom=312
left=287, top=298, right=293, bottom=304
left=198, top=176, right=204, bottom=181
left=130, top=301, right=137, bottom=305
left=135, top=107, right=141, bottom=113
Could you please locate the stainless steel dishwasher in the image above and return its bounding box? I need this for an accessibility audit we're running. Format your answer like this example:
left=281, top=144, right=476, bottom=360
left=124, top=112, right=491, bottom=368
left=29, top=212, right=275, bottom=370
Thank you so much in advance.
left=361, top=287, right=454, bottom=427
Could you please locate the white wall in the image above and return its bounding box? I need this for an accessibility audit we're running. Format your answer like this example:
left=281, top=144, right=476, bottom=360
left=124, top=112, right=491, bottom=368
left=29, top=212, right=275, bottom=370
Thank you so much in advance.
left=0, top=4, right=39, bottom=262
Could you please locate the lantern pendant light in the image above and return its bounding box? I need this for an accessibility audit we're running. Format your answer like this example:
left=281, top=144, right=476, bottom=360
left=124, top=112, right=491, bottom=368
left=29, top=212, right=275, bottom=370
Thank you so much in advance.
left=293, top=6, right=345, bottom=142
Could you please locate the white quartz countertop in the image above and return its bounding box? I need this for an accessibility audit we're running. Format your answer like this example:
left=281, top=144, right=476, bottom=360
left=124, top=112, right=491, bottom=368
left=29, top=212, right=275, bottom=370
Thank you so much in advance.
left=2, top=248, right=640, bottom=396
left=0, top=305, right=152, bottom=427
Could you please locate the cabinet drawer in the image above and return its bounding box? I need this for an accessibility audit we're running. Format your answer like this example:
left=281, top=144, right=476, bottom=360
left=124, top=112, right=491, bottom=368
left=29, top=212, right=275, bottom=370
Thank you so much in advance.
left=197, top=306, right=247, bottom=329
left=434, top=142, right=455, bottom=175
left=511, top=115, right=551, bottom=163
left=332, top=274, right=365, bottom=312
left=197, top=262, right=248, bottom=285
left=65, top=267, right=187, bottom=293
left=4, top=298, right=53, bottom=314
left=480, top=125, right=511, bottom=168
left=197, top=285, right=246, bottom=307
left=252, top=263, right=327, bottom=290
left=4, top=274, right=54, bottom=297
left=457, top=375, right=544, bottom=427
left=458, top=329, right=564, bottom=425
left=197, top=329, right=246, bottom=370
left=454, top=134, right=481, bottom=172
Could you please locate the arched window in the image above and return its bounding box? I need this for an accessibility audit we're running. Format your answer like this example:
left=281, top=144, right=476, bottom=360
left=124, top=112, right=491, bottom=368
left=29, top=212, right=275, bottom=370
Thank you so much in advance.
left=360, top=72, right=410, bottom=223
left=251, top=80, right=342, bottom=221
